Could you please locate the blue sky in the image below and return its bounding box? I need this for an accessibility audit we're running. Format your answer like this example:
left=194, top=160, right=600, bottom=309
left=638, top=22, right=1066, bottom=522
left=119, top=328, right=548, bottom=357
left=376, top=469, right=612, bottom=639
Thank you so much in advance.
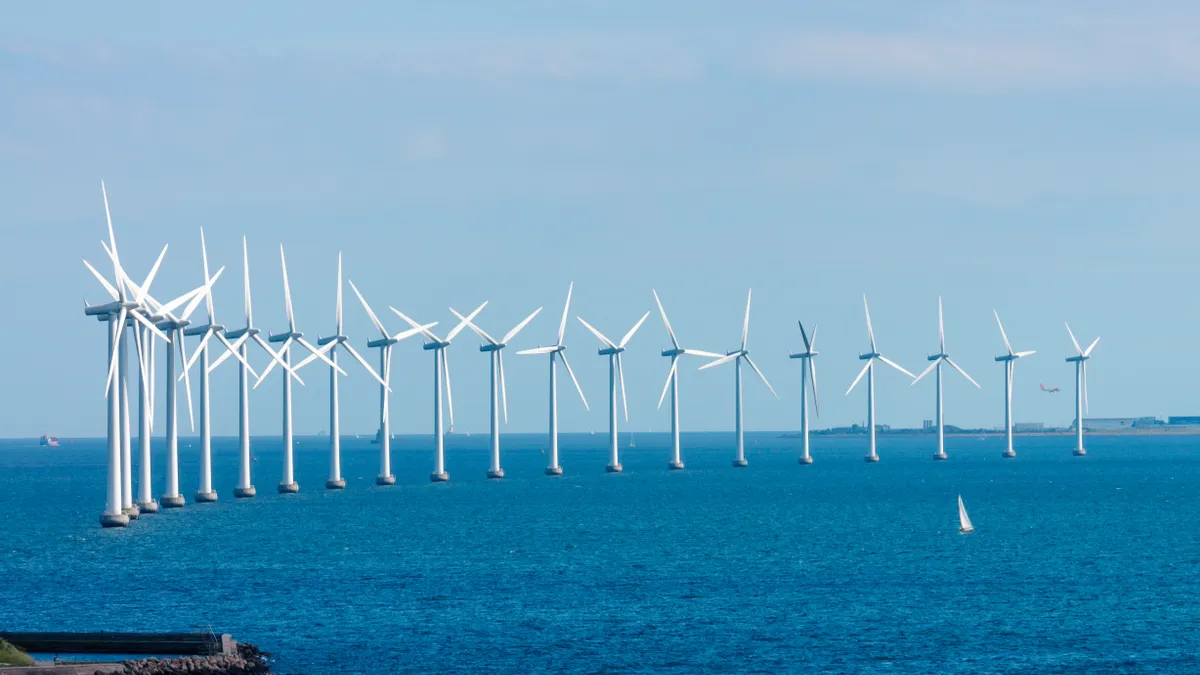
left=3, top=2, right=1199, bottom=438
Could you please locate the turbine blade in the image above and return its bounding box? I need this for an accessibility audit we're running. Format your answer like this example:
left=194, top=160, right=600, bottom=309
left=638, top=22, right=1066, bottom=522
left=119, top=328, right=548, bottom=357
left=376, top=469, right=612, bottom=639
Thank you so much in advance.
left=1015, top=350, right=1037, bottom=358
left=617, top=353, right=629, bottom=422
left=502, top=307, right=542, bottom=345
left=392, top=322, right=439, bottom=342
left=877, top=355, right=915, bottom=379
left=280, top=244, right=295, bottom=332
left=945, top=357, right=981, bottom=389
left=449, top=307, right=498, bottom=345
left=180, top=266, right=225, bottom=322
left=938, top=296, right=945, bottom=354
left=243, top=236, right=253, bottom=327
left=138, top=245, right=169, bottom=305
left=741, top=289, right=752, bottom=351
left=446, top=301, right=487, bottom=342
left=213, top=332, right=258, bottom=379
left=798, top=320, right=811, bottom=352
left=335, top=252, right=343, bottom=334
left=132, top=323, right=149, bottom=397
left=157, top=286, right=202, bottom=319
left=207, top=333, right=249, bottom=372
left=809, top=325, right=818, bottom=351
left=178, top=336, right=195, bottom=432
left=1083, top=361, right=1089, bottom=414
left=809, top=359, right=820, bottom=417
left=1065, top=322, right=1082, bottom=355
left=499, top=350, right=508, bottom=424
left=576, top=317, right=617, bottom=350
left=911, top=359, right=940, bottom=385
left=744, top=355, right=778, bottom=399
left=657, top=357, right=678, bottom=410
left=296, top=337, right=347, bottom=376
left=348, top=280, right=389, bottom=337
left=252, top=334, right=303, bottom=386
left=863, top=294, right=876, bottom=352
left=652, top=289, right=679, bottom=350
left=846, top=359, right=872, bottom=396
left=344, top=342, right=389, bottom=389
left=1084, top=337, right=1100, bottom=357
left=619, top=312, right=651, bottom=349
left=698, top=353, right=738, bottom=371
left=560, top=352, right=589, bottom=410
left=183, top=329, right=214, bottom=374
left=442, top=349, right=454, bottom=428
left=389, top=307, right=440, bottom=342
left=557, top=282, right=573, bottom=345
left=682, top=349, right=724, bottom=358
left=101, top=181, right=120, bottom=277
left=994, top=310, right=1013, bottom=355
left=83, top=259, right=120, bottom=300
left=200, top=228, right=214, bottom=321
left=517, top=346, right=558, bottom=355
left=130, top=309, right=171, bottom=345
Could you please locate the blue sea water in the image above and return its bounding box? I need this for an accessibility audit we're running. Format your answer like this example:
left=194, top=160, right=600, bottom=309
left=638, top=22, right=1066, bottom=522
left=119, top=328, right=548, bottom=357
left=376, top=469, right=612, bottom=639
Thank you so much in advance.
left=2, top=432, right=1200, bottom=674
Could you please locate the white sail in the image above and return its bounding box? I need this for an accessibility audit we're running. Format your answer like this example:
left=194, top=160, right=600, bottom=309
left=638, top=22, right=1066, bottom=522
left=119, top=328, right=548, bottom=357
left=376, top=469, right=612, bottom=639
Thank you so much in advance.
left=958, top=494, right=974, bottom=533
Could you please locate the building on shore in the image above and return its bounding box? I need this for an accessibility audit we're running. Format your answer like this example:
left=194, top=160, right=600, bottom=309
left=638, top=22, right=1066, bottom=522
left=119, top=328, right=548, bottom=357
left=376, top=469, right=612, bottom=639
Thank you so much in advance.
left=1071, top=416, right=1163, bottom=431
left=1014, top=422, right=1045, bottom=432
left=1168, top=416, right=1200, bottom=426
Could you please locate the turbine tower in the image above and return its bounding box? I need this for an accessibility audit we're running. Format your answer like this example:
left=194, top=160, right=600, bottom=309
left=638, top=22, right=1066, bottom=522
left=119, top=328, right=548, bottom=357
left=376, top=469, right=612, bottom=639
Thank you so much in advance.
left=180, top=229, right=256, bottom=503
left=296, top=254, right=387, bottom=489
left=516, top=283, right=589, bottom=476
left=577, top=311, right=651, bottom=473
left=994, top=310, right=1035, bottom=458
left=845, top=295, right=914, bottom=463
left=347, top=280, right=436, bottom=486
left=787, top=321, right=820, bottom=465
left=911, top=298, right=980, bottom=460
left=390, top=302, right=487, bottom=482
left=208, top=236, right=298, bottom=498
left=652, top=290, right=722, bottom=471
left=698, top=290, right=778, bottom=468
left=1065, top=323, right=1099, bottom=457
left=254, top=244, right=345, bottom=493
left=455, top=305, right=543, bottom=479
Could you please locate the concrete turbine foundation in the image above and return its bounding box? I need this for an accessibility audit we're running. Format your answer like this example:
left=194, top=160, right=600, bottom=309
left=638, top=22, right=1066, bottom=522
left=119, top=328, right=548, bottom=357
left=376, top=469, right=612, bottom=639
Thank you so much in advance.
left=545, top=466, right=563, bottom=476
left=430, top=472, right=450, bottom=482
left=100, top=513, right=130, bottom=528
left=375, top=475, right=395, bottom=486
left=325, top=479, right=346, bottom=490
left=668, top=461, right=685, bottom=470
left=277, top=482, right=300, bottom=493
left=194, top=491, right=217, bottom=503
left=161, top=496, right=186, bottom=508
left=234, top=486, right=257, bottom=498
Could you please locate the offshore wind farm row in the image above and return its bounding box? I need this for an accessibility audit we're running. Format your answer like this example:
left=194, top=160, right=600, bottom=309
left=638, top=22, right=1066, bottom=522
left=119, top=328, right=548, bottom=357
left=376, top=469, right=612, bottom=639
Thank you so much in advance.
left=81, top=182, right=1100, bottom=529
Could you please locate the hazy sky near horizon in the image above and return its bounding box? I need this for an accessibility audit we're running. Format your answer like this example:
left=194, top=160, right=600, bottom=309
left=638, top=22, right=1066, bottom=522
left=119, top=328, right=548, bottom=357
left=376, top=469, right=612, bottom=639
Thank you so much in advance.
left=3, top=2, right=1199, bottom=439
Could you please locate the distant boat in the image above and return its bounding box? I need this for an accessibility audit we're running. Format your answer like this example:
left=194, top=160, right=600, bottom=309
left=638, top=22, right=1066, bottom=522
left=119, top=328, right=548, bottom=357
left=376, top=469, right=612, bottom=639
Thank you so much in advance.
left=628, top=432, right=636, bottom=448
left=958, top=495, right=974, bottom=534
left=39, top=434, right=59, bottom=447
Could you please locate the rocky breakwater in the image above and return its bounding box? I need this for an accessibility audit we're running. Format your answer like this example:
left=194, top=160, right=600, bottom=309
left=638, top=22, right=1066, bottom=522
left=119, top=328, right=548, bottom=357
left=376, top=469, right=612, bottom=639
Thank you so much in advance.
left=94, top=644, right=271, bottom=675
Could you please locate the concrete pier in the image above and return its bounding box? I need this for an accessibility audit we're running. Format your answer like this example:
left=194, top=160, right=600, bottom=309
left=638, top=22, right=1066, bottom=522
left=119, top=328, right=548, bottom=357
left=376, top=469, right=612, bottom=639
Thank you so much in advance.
left=606, top=463, right=623, bottom=473
left=194, top=491, right=217, bottom=503
left=277, top=482, right=300, bottom=493
left=487, top=469, right=505, bottom=479
left=864, top=454, right=880, bottom=463
left=122, top=505, right=140, bottom=519
left=99, top=513, right=130, bottom=528
left=234, top=486, right=257, bottom=498
left=798, top=456, right=813, bottom=465
left=668, top=461, right=685, bottom=470
left=544, top=466, right=563, bottom=476
left=933, top=453, right=949, bottom=461
left=160, top=495, right=186, bottom=508
left=732, top=459, right=748, bottom=468
left=1073, top=448, right=1087, bottom=456
left=1002, top=450, right=1016, bottom=459
left=430, top=472, right=450, bottom=482
left=137, top=499, right=160, bottom=514
left=375, top=475, right=395, bottom=486
left=325, top=479, right=346, bottom=490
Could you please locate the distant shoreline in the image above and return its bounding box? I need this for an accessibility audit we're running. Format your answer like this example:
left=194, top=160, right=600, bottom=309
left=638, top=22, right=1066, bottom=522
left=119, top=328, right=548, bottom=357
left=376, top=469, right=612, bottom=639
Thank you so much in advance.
left=784, top=428, right=1200, bottom=439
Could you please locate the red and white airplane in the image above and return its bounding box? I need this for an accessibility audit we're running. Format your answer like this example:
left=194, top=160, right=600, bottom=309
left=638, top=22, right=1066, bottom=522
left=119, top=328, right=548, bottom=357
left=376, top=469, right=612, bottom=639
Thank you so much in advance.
left=1040, top=383, right=1061, bottom=393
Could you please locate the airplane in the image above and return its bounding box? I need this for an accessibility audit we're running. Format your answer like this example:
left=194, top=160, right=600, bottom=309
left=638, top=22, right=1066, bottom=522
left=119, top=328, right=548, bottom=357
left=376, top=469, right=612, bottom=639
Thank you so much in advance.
left=1040, top=383, right=1061, bottom=393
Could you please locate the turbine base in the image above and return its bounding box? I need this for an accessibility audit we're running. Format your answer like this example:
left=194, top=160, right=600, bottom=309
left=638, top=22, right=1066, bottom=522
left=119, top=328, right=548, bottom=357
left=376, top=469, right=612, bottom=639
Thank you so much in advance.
left=606, top=464, right=624, bottom=473
left=430, top=472, right=450, bottom=483
left=194, top=491, right=218, bottom=503
left=123, top=505, right=141, bottom=519
left=325, top=479, right=346, bottom=490
left=487, top=469, right=505, bottom=479
left=1073, top=448, right=1087, bottom=457
left=933, top=453, right=949, bottom=461
left=234, top=486, right=257, bottom=498
left=277, top=482, right=300, bottom=494
left=160, top=495, right=185, bottom=509
left=732, top=459, right=749, bottom=468
left=99, top=512, right=130, bottom=528
left=1002, top=450, right=1016, bottom=459
left=375, top=475, right=395, bottom=486
left=864, top=454, right=880, bottom=463
left=136, top=499, right=160, bottom=514
left=544, top=466, right=564, bottom=476
left=668, top=461, right=685, bottom=471
left=798, top=456, right=813, bottom=465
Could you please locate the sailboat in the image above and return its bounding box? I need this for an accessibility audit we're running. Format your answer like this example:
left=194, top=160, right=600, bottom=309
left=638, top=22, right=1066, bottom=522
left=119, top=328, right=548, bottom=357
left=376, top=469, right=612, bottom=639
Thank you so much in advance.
left=628, top=432, right=636, bottom=449
left=958, top=495, right=974, bottom=534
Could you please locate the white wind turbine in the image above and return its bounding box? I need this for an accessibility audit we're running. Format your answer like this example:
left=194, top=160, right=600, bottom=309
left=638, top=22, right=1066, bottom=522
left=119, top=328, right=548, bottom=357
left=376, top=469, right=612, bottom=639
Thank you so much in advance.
left=577, top=310, right=651, bottom=473
left=455, top=304, right=543, bottom=479
left=787, top=321, right=820, bottom=465
left=346, top=280, right=436, bottom=486
left=652, top=290, right=722, bottom=471
left=254, top=244, right=346, bottom=493
left=516, top=282, right=589, bottom=476
left=390, top=302, right=488, bottom=483
left=207, top=236, right=300, bottom=498
left=179, top=228, right=258, bottom=503
left=698, top=290, right=778, bottom=468
left=994, top=310, right=1035, bottom=459
left=845, top=295, right=914, bottom=463
left=293, top=254, right=388, bottom=490
left=1065, top=323, right=1100, bottom=457
left=911, top=298, right=980, bottom=460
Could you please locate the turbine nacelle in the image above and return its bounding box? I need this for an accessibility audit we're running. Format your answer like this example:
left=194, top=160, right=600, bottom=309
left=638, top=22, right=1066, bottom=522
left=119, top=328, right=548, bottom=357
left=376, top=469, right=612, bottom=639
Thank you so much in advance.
left=598, top=346, right=625, bottom=356
left=859, top=352, right=880, bottom=361
left=1065, top=354, right=1089, bottom=363
left=423, top=340, right=450, bottom=351
left=661, top=347, right=685, bottom=357
left=224, top=326, right=259, bottom=340
left=268, top=329, right=302, bottom=344
left=927, top=352, right=948, bottom=361
left=367, top=336, right=400, bottom=349
left=186, top=323, right=225, bottom=338
left=788, top=350, right=818, bottom=359
left=479, top=342, right=505, bottom=353
left=316, top=334, right=347, bottom=347
left=85, top=300, right=138, bottom=317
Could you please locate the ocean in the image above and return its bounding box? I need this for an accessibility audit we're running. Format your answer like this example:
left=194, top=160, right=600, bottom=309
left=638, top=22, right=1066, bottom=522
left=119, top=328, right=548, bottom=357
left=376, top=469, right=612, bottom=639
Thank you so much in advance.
left=2, top=432, right=1199, bottom=674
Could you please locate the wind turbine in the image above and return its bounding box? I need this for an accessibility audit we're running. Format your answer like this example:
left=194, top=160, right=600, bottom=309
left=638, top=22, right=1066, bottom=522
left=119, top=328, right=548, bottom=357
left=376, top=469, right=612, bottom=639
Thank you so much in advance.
left=994, top=310, right=1035, bottom=458
left=577, top=310, right=651, bottom=473
left=698, top=290, right=778, bottom=468
left=346, top=280, right=436, bottom=486
left=254, top=244, right=346, bottom=493
left=179, top=229, right=257, bottom=503
left=294, top=254, right=388, bottom=489
left=845, top=295, right=914, bottom=463
left=1065, top=323, right=1099, bottom=457
left=516, top=282, right=589, bottom=476
left=911, top=298, right=980, bottom=460
left=455, top=304, right=543, bottom=479
left=652, top=290, right=722, bottom=471
left=787, top=321, right=820, bottom=465
left=208, top=236, right=300, bottom=497
left=390, top=302, right=488, bottom=483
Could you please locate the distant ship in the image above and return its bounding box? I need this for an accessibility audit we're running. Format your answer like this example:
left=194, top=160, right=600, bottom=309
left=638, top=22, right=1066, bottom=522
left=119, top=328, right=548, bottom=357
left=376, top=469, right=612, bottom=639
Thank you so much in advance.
left=958, top=495, right=974, bottom=534
left=39, top=434, right=59, bottom=447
